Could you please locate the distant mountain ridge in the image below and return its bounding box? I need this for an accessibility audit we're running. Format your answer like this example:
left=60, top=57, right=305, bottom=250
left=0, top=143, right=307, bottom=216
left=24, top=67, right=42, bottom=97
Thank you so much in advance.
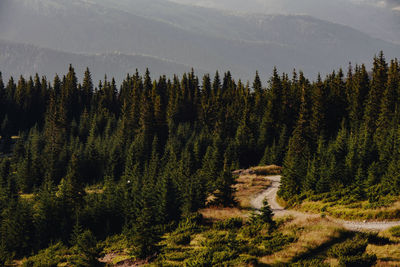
left=0, top=39, right=199, bottom=84
left=0, top=0, right=399, bottom=81
left=170, top=0, right=400, bottom=45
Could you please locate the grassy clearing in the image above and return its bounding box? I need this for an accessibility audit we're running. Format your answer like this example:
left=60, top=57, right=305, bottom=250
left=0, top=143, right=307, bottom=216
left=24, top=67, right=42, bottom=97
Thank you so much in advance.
left=297, top=200, right=400, bottom=221
left=234, top=173, right=271, bottom=209
left=250, top=165, right=282, bottom=176
left=199, top=207, right=247, bottom=222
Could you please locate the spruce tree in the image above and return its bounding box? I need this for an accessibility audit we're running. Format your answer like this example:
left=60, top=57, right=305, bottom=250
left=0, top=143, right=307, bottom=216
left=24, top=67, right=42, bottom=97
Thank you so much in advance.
left=279, top=86, right=311, bottom=200
left=364, top=52, right=388, bottom=134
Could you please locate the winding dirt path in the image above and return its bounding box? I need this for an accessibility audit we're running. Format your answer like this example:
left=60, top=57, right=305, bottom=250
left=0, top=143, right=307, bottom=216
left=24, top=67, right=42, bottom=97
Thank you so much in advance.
left=251, top=175, right=400, bottom=231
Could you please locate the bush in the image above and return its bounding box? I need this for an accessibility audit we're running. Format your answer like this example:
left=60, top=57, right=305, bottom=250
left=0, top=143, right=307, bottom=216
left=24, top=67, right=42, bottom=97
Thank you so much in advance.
left=164, top=251, right=191, bottom=261
left=214, top=217, right=243, bottom=230
left=239, top=255, right=258, bottom=265
left=175, top=213, right=203, bottom=234
left=101, top=234, right=128, bottom=254
left=247, top=233, right=296, bottom=257
left=338, top=254, right=377, bottom=267
left=389, top=225, right=400, bottom=238
left=73, top=230, right=102, bottom=266
left=211, top=250, right=238, bottom=265
left=239, top=224, right=262, bottom=238
left=247, top=247, right=265, bottom=257
left=168, top=233, right=191, bottom=246
left=184, top=250, right=213, bottom=266
left=202, top=232, right=244, bottom=253
left=328, top=236, right=368, bottom=258
left=262, top=233, right=296, bottom=255
left=22, top=243, right=69, bottom=267
left=184, top=231, right=247, bottom=266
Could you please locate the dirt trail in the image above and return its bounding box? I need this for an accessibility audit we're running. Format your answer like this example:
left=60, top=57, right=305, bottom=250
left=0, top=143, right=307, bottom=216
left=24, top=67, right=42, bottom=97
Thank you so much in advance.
left=251, top=175, right=400, bottom=231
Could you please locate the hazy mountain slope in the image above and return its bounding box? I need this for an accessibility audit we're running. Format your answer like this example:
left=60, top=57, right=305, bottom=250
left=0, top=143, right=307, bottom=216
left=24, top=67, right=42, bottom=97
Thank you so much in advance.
left=0, top=0, right=399, bottom=80
left=0, top=40, right=197, bottom=83
left=171, top=0, right=400, bottom=45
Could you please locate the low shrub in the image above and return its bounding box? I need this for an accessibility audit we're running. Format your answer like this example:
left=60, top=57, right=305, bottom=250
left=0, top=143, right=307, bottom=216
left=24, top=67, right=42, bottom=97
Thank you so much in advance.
left=164, top=251, right=191, bottom=261
left=389, top=225, right=400, bottom=238
left=239, top=255, right=258, bottom=265
left=214, top=217, right=243, bottom=230
left=328, top=236, right=368, bottom=258
left=184, top=250, right=213, bottom=266
left=338, top=254, right=377, bottom=267
left=22, top=243, right=70, bottom=267
left=211, top=250, right=238, bottom=265
left=185, top=232, right=243, bottom=266
left=239, top=224, right=262, bottom=238
left=175, top=212, right=203, bottom=234
left=201, top=232, right=244, bottom=253
left=262, top=233, right=296, bottom=255
left=168, top=233, right=191, bottom=246
left=247, top=233, right=295, bottom=257
left=101, top=234, right=128, bottom=254
left=247, top=247, right=265, bottom=257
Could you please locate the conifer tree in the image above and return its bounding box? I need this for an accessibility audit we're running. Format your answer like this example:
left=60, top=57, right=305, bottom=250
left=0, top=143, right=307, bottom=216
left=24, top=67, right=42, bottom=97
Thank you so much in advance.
left=279, top=86, right=311, bottom=200
left=310, top=75, right=326, bottom=141
left=375, top=59, right=399, bottom=156
left=364, top=52, right=388, bottom=133
left=82, top=67, right=93, bottom=110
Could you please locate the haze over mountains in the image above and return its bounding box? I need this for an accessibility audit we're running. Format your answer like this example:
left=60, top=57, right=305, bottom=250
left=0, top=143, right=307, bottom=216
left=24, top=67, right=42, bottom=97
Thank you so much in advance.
left=0, top=39, right=197, bottom=83
left=171, top=0, right=400, bottom=44
left=0, top=0, right=399, bottom=83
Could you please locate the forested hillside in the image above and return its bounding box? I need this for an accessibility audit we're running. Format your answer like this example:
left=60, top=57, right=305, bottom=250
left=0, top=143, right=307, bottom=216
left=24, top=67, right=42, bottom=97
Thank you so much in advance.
left=0, top=53, right=399, bottom=265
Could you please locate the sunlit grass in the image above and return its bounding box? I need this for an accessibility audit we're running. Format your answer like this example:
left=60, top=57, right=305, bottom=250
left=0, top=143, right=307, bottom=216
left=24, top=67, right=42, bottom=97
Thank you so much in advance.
left=259, top=217, right=344, bottom=265
left=250, top=165, right=282, bottom=175
left=234, top=173, right=271, bottom=209
left=199, top=207, right=247, bottom=222
left=298, top=200, right=400, bottom=220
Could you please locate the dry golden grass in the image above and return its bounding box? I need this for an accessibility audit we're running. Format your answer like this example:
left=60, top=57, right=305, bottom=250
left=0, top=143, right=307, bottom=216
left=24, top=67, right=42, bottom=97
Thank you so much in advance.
left=368, top=244, right=400, bottom=266
left=234, top=174, right=271, bottom=208
left=259, top=217, right=344, bottom=265
left=250, top=165, right=282, bottom=175
left=298, top=200, right=400, bottom=220
left=199, top=207, right=247, bottom=222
